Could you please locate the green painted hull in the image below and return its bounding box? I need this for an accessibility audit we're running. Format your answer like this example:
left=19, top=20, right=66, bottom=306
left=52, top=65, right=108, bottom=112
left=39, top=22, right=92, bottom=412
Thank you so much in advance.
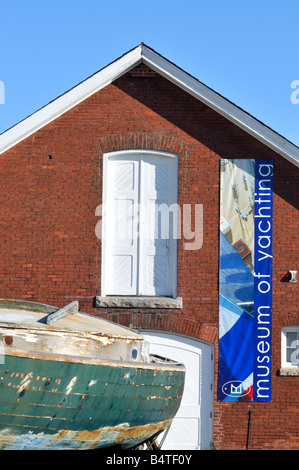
left=0, top=353, right=185, bottom=449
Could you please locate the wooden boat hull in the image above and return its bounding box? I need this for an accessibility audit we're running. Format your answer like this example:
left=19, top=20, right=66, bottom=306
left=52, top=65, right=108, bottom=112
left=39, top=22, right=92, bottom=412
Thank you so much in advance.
left=0, top=351, right=185, bottom=449
left=0, top=299, right=185, bottom=449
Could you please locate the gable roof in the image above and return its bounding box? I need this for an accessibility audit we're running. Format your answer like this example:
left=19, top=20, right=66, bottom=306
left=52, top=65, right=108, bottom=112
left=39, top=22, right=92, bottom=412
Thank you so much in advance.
left=1, top=43, right=299, bottom=168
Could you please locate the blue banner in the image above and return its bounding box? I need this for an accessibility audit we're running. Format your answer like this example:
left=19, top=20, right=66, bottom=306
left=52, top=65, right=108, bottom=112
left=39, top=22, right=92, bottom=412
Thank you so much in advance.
left=218, top=159, right=273, bottom=402
left=253, top=160, right=273, bottom=401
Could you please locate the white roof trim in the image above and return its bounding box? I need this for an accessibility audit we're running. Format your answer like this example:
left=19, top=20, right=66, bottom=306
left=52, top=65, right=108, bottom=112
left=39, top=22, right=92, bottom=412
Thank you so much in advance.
left=0, top=47, right=142, bottom=154
left=141, top=45, right=299, bottom=168
left=1, top=43, right=299, bottom=168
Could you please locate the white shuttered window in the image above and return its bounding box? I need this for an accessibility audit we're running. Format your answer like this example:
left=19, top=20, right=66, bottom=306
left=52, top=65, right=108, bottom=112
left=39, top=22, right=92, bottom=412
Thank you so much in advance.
left=102, top=150, right=178, bottom=297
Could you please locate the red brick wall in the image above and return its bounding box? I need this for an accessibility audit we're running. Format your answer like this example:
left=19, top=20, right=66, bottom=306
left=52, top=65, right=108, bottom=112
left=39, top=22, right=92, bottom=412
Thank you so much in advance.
left=0, top=64, right=298, bottom=449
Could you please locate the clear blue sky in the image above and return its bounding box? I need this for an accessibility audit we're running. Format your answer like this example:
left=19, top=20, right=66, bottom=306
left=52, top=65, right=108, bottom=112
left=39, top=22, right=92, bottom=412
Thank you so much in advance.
left=1, top=0, right=299, bottom=146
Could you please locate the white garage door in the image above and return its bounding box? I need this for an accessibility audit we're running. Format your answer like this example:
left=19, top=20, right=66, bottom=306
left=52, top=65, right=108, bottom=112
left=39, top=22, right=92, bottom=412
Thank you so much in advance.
left=144, top=332, right=214, bottom=450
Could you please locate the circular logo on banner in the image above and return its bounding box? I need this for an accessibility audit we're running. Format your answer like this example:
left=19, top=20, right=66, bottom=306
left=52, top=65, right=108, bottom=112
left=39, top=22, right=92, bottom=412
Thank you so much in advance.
left=221, top=380, right=248, bottom=398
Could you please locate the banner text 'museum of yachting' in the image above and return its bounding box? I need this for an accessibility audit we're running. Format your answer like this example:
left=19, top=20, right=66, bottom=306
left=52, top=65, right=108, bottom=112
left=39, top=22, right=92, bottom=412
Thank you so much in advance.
left=253, top=160, right=273, bottom=401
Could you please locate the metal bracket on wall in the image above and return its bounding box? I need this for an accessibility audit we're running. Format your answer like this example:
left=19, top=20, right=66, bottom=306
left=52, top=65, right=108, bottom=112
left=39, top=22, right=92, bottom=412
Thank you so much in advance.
left=289, top=271, right=297, bottom=283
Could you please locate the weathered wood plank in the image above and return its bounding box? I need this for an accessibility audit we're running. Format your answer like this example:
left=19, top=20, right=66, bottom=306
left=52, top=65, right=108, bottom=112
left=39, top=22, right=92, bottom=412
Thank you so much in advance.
left=46, top=301, right=79, bottom=325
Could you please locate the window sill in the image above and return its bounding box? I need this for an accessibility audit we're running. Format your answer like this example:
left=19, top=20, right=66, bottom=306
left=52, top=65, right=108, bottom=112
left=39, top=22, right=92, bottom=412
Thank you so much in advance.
left=95, top=296, right=183, bottom=309
left=278, top=368, right=299, bottom=376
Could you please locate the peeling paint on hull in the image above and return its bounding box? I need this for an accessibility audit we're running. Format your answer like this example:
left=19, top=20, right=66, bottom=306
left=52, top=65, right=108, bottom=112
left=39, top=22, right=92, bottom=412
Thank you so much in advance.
left=0, top=357, right=186, bottom=448
left=0, top=300, right=185, bottom=450
left=0, top=354, right=184, bottom=450
left=0, top=418, right=174, bottom=450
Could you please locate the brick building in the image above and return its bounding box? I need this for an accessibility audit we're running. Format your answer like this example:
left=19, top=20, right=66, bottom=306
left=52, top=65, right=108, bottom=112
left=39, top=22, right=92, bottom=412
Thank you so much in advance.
left=0, top=44, right=298, bottom=450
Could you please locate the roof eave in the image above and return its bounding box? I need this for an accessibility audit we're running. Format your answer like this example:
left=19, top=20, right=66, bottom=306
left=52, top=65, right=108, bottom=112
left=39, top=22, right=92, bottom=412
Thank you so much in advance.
left=0, top=43, right=298, bottom=168
left=141, top=45, right=299, bottom=168
left=0, top=45, right=143, bottom=154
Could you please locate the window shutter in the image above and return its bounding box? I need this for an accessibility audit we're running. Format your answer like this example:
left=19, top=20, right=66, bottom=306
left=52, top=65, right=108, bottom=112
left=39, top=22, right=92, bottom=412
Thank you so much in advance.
left=102, top=151, right=177, bottom=298
left=104, top=157, right=139, bottom=295
left=140, top=156, right=177, bottom=296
